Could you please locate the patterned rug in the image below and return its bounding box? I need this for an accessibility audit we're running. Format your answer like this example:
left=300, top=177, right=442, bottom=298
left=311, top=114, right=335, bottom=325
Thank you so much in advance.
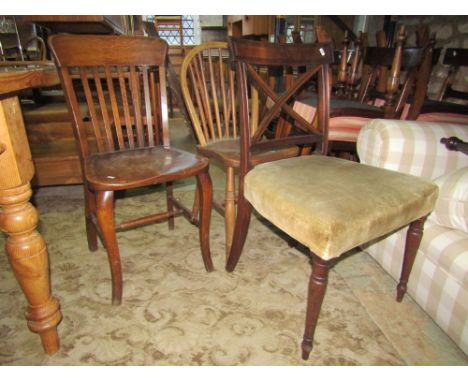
left=0, top=185, right=447, bottom=365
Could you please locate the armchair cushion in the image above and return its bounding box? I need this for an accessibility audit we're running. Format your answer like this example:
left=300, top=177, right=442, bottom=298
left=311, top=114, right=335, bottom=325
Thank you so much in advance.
left=431, top=167, right=468, bottom=233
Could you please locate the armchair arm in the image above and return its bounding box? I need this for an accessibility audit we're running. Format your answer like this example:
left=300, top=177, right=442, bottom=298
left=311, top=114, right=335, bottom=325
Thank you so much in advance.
left=357, top=119, right=468, bottom=180
left=440, top=136, right=468, bottom=155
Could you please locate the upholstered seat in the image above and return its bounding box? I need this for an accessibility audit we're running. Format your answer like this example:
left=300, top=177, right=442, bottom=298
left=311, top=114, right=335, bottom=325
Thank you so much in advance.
left=226, top=37, right=440, bottom=360
left=244, top=155, right=438, bottom=260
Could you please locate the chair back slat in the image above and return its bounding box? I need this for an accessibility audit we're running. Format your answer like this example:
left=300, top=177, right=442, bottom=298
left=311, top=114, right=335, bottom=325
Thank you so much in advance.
left=116, top=66, right=136, bottom=149
left=49, top=35, right=170, bottom=159
left=181, top=42, right=238, bottom=146
left=229, top=38, right=333, bottom=175
left=104, top=66, right=125, bottom=150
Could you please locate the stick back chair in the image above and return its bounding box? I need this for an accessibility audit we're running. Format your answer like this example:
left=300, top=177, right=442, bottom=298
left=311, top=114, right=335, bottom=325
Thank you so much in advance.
left=225, top=37, right=438, bottom=360
left=181, top=41, right=300, bottom=258
left=49, top=34, right=213, bottom=305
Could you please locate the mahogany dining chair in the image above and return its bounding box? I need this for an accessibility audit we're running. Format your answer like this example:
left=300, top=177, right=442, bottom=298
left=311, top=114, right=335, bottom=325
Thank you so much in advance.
left=49, top=34, right=214, bottom=305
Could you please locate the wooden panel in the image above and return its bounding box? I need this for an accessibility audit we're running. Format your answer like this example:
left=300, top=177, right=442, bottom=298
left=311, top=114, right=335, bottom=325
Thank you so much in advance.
left=18, top=16, right=129, bottom=35
left=227, top=16, right=272, bottom=37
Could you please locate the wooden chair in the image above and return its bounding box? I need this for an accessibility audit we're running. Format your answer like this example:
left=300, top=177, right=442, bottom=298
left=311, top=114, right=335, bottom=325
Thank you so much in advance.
left=225, top=37, right=438, bottom=360
left=48, top=34, right=214, bottom=305
left=297, top=26, right=436, bottom=158
left=180, top=41, right=300, bottom=257
left=334, top=31, right=368, bottom=100
left=417, top=47, right=468, bottom=124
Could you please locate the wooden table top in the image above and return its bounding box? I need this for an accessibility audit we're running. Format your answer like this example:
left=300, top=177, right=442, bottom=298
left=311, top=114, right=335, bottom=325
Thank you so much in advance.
left=0, top=61, right=59, bottom=96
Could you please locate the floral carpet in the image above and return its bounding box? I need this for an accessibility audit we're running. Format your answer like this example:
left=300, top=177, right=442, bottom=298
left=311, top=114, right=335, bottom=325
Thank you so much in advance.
left=0, top=184, right=465, bottom=365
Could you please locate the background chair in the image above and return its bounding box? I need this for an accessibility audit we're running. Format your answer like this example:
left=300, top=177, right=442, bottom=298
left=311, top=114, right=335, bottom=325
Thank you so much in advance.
left=225, top=37, right=438, bottom=360
left=417, top=47, right=468, bottom=124
left=296, top=26, right=437, bottom=159
left=49, top=34, right=213, bottom=305
left=181, top=41, right=300, bottom=257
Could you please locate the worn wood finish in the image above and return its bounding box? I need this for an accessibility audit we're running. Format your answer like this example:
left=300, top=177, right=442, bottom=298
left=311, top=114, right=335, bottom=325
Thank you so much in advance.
left=49, top=34, right=214, bottom=305
left=225, top=38, right=431, bottom=360
left=0, top=65, right=62, bottom=354
left=181, top=41, right=301, bottom=258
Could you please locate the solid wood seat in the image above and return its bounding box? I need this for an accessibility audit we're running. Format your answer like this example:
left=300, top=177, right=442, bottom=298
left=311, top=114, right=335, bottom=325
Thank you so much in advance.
left=49, top=34, right=214, bottom=306
left=197, top=137, right=299, bottom=168
left=225, top=37, right=438, bottom=361
left=85, top=146, right=208, bottom=190
left=181, top=41, right=300, bottom=258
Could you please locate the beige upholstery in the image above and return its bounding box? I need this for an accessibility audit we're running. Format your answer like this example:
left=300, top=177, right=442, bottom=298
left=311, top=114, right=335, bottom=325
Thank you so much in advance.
left=244, top=155, right=438, bottom=261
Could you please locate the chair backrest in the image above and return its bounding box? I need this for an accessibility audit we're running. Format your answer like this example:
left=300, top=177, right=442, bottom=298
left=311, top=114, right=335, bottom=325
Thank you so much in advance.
left=180, top=41, right=237, bottom=146
left=48, top=34, right=170, bottom=160
left=335, top=31, right=368, bottom=99
left=357, top=27, right=436, bottom=119
left=228, top=37, right=333, bottom=177
left=436, top=48, right=468, bottom=104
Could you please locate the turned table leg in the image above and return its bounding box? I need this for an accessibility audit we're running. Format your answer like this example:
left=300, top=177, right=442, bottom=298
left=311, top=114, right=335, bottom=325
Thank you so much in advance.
left=0, top=96, right=62, bottom=354
left=0, top=184, right=62, bottom=353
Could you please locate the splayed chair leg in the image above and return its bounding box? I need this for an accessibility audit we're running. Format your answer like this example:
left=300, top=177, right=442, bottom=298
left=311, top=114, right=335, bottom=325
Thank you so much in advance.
left=96, top=190, right=123, bottom=305
left=301, top=255, right=331, bottom=360
left=225, top=195, right=253, bottom=273
left=197, top=168, right=214, bottom=272
left=397, top=216, right=427, bottom=302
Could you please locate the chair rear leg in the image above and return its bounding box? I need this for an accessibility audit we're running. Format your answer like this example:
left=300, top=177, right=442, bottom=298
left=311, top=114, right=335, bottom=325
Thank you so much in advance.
left=166, top=181, right=175, bottom=230
left=191, top=183, right=200, bottom=225
left=397, top=216, right=427, bottom=302
left=96, top=190, right=123, bottom=305
left=302, top=255, right=331, bottom=360
left=225, top=167, right=236, bottom=260
left=225, top=195, right=253, bottom=272
left=84, top=185, right=98, bottom=251
left=196, top=169, right=214, bottom=272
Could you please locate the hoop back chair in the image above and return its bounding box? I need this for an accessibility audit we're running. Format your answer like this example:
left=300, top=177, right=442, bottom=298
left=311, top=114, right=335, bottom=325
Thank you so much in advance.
left=225, top=37, right=438, bottom=360
left=49, top=35, right=213, bottom=305
left=181, top=41, right=300, bottom=258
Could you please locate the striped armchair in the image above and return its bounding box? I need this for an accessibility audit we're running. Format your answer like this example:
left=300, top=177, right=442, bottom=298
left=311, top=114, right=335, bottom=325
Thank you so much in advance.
left=357, top=119, right=468, bottom=355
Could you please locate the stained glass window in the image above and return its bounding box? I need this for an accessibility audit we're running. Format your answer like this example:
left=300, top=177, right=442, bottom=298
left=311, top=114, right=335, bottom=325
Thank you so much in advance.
left=149, top=15, right=197, bottom=46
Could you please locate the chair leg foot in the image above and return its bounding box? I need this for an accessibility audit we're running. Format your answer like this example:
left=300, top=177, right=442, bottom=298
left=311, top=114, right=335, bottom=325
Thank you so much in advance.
left=397, top=216, right=427, bottom=302
left=301, top=255, right=330, bottom=360
left=301, top=338, right=313, bottom=360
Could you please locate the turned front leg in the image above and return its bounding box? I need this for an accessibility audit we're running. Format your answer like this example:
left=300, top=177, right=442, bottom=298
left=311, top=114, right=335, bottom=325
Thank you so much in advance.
left=301, top=255, right=331, bottom=360
left=397, top=216, right=427, bottom=302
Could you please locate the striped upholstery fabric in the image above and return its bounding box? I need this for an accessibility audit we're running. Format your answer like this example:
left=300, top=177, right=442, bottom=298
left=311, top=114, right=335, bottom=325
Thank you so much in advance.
left=417, top=112, right=468, bottom=125
left=432, top=168, right=468, bottom=234
left=328, top=116, right=372, bottom=142
left=292, top=101, right=372, bottom=142
left=357, top=119, right=468, bottom=355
